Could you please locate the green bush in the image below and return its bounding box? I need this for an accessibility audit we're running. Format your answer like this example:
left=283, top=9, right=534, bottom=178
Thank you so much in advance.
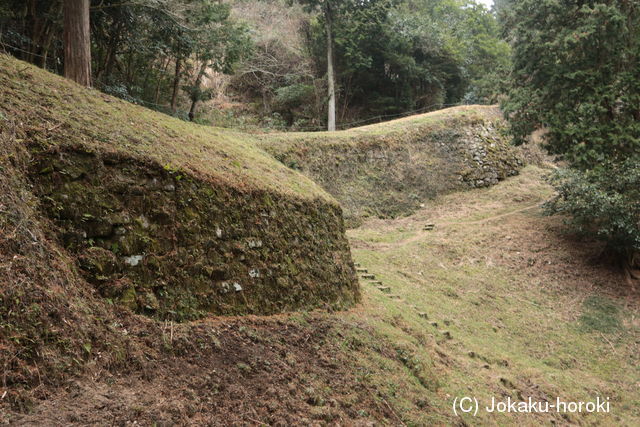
left=275, top=84, right=315, bottom=109
left=504, top=1, right=640, bottom=264
left=546, top=159, right=640, bottom=256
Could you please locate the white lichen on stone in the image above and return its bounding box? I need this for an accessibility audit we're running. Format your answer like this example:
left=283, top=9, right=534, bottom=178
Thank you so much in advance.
left=139, top=215, right=150, bottom=229
left=248, top=239, right=263, bottom=248
left=123, top=254, right=144, bottom=266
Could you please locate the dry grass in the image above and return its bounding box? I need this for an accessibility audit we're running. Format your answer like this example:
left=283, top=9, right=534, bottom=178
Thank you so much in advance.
left=344, top=166, right=640, bottom=425
left=0, top=54, right=331, bottom=202
left=258, top=105, right=495, bottom=150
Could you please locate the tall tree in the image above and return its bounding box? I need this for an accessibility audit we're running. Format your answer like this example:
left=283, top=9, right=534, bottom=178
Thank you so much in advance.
left=63, top=0, right=91, bottom=86
left=171, top=56, right=183, bottom=113
left=503, top=0, right=640, bottom=167
left=298, top=0, right=339, bottom=131
left=324, top=1, right=336, bottom=131
left=182, top=1, right=251, bottom=121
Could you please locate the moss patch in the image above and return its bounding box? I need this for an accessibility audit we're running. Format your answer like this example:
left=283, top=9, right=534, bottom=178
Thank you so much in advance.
left=28, top=149, right=359, bottom=320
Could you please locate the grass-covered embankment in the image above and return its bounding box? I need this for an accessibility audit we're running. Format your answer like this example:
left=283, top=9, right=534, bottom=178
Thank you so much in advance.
left=0, top=53, right=359, bottom=411
left=0, top=54, right=359, bottom=320
left=342, top=165, right=640, bottom=425
left=258, top=105, right=524, bottom=225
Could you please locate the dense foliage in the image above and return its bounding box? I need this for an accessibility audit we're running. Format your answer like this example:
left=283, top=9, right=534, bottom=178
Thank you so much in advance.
left=546, top=160, right=640, bottom=254
left=302, top=0, right=510, bottom=124
left=503, top=0, right=640, bottom=168
left=548, top=164, right=640, bottom=262
left=0, top=0, right=510, bottom=127
left=504, top=0, right=640, bottom=261
left=0, top=0, right=251, bottom=119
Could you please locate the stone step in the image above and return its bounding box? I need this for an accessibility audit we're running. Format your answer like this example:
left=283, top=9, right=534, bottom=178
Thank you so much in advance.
left=377, top=286, right=391, bottom=293
left=417, top=312, right=428, bottom=319
left=423, top=223, right=435, bottom=231
left=354, top=262, right=361, bottom=268
left=356, top=267, right=368, bottom=273
left=369, top=280, right=383, bottom=286
left=361, top=273, right=375, bottom=280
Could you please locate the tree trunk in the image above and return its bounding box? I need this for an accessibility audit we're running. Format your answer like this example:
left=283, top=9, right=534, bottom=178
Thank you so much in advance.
left=40, top=25, right=55, bottom=69
left=171, top=56, right=182, bottom=114
left=325, top=4, right=336, bottom=132
left=102, top=19, right=123, bottom=84
left=63, top=0, right=92, bottom=87
left=188, top=62, right=208, bottom=122
left=26, top=0, right=39, bottom=63
left=154, top=57, right=170, bottom=104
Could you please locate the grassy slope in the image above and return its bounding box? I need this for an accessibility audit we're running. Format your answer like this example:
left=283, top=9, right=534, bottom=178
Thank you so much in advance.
left=343, top=165, right=640, bottom=425
left=256, top=104, right=523, bottom=225
left=0, top=52, right=505, bottom=206
left=0, top=54, right=329, bottom=201
left=2, top=54, right=637, bottom=424
left=0, top=53, right=492, bottom=202
left=258, top=105, right=500, bottom=149
left=9, top=165, right=637, bottom=425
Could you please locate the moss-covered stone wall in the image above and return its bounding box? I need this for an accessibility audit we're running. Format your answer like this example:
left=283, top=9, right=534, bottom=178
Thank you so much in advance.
left=29, top=149, right=359, bottom=320
left=260, top=112, right=524, bottom=226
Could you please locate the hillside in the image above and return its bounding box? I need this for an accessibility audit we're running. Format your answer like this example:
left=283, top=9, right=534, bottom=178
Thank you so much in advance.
left=5, top=165, right=638, bottom=425
left=0, top=54, right=361, bottom=319
left=0, top=53, right=361, bottom=410
left=2, top=54, right=636, bottom=425
left=346, top=165, right=639, bottom=425
left=1, top=57, right=325, bottom=199
left=258, top=105, right=524, bottom=225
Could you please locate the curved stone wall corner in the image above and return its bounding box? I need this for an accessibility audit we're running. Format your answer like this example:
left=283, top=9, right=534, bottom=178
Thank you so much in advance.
left=30, top=150, right=360, bottom=320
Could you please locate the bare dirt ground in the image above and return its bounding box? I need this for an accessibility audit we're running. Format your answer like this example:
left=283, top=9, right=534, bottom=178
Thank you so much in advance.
left=6, top=314, right=398, bottom=426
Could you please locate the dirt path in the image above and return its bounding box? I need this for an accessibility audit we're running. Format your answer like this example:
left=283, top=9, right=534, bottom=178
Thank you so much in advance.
left=356, top=201, right=547, bottom=251
left=437, top=201, right=545, bottom=226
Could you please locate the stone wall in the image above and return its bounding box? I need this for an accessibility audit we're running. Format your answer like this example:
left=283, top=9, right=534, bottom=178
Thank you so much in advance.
left=30, top=149, right=360, bottom=320
left=260, top=110, right=523, bottom=226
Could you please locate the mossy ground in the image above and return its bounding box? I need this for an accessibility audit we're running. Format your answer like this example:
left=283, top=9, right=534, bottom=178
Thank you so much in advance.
left=5, top=165, right=637, bottom=425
